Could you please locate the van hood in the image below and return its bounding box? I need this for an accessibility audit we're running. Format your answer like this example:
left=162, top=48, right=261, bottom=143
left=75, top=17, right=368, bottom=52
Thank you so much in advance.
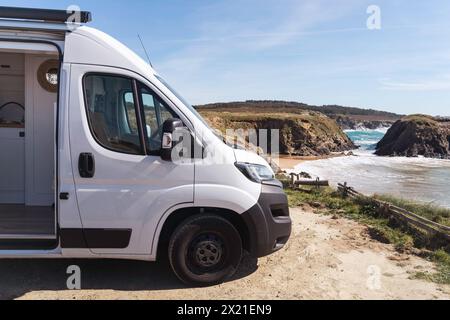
left=233, top=149, right=273, bottom=170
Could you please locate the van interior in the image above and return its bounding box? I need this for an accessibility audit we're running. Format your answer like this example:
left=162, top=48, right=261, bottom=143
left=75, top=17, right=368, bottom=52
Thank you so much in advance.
left=0, top=49, right=58, bottom=241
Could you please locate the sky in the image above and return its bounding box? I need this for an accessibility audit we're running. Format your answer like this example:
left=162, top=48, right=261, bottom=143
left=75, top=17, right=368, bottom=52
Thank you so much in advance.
left=3, top=0, right=450, bottom=116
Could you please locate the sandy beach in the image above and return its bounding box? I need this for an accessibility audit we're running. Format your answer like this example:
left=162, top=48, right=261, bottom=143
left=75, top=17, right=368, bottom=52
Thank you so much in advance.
left=4, top=206, right=447, bottom=300
left=277, top=153, right=347, bottom=170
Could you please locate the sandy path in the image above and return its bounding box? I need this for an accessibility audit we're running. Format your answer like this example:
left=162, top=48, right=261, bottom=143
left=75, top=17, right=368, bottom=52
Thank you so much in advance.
left=2, top=208, right=448, bottom=300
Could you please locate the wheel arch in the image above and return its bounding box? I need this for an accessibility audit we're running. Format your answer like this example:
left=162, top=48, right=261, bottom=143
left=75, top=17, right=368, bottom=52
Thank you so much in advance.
left=155, top=207, right=251, bottom=261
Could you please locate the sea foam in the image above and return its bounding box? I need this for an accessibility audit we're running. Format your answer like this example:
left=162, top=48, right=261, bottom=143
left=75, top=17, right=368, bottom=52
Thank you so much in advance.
left=292, top=129, right=450, bottom=208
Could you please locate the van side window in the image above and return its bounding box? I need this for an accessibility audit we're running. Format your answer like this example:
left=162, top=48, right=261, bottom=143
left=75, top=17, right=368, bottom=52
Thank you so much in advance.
left=84, top=75, right=143, bottom=155
left=139, top=85, right=179, bottom=153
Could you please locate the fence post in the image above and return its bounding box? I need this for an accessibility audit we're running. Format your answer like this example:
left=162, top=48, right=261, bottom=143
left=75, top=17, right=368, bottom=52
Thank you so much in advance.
left=290, top=173, right=297, bottom=188
left=342, top=182, right=348, bottom=198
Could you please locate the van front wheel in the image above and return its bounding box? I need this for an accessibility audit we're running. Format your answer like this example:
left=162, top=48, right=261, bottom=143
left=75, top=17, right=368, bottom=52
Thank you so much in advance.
left=168, top=215, right=243, bottom=286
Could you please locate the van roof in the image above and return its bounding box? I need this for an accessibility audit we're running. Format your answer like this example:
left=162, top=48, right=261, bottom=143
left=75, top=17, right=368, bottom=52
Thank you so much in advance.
left=0, top=6, right=92, bottom=23
left=0, top=6, right=91, bottom=33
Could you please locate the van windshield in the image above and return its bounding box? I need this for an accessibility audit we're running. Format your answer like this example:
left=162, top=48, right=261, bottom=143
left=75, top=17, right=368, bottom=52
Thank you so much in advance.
left=155, top=75, right=212, bottom=130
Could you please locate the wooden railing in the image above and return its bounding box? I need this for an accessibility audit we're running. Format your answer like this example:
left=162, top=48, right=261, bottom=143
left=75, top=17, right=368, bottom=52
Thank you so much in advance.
left=337, top=183, right=450, bottom=241
left=289, top=173, right=329, bottom=189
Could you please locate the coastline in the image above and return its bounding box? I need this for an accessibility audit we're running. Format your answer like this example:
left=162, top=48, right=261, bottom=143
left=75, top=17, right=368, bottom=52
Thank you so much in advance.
left=277, top=153, right=349, bottom=170
left=277, top=127, right=450, bottom=208
left=289, top=150, right=450, bottom=208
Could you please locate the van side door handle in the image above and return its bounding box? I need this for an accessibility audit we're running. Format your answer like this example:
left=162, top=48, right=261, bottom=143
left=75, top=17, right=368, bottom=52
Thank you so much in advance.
left=78, top=153, right=95, bottom=178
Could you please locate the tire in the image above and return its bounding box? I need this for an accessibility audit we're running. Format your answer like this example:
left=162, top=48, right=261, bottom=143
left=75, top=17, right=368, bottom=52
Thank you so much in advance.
left=168, top=214, right=243, bottom=286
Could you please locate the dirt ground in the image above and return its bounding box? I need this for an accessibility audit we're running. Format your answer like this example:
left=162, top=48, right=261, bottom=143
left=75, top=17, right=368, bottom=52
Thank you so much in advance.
left=1, top=207, right=449, bottom=300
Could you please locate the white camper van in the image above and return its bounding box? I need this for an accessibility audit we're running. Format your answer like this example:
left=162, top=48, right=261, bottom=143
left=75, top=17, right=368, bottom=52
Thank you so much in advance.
left=0, top=6, right=291, bottom=286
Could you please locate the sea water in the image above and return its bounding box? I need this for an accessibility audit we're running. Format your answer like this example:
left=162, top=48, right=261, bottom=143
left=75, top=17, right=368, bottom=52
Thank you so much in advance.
left=293, top=128, right=450, bottom=208
left=345, top=128, right=389, bottom=151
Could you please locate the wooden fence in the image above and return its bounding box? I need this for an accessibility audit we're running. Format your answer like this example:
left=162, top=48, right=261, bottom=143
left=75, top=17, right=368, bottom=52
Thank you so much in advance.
left=289, top=173, right=329, bottom=189
left=337, top=183, right=450, bottom=241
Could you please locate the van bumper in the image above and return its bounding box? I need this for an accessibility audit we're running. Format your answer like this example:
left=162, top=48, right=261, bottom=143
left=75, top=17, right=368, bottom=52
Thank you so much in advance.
left=241, top=183, right=292, bottom=258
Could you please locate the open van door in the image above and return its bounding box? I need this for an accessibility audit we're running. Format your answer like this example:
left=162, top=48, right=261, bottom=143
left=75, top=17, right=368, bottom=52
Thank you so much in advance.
left=67, top=64, right=195, bottom=255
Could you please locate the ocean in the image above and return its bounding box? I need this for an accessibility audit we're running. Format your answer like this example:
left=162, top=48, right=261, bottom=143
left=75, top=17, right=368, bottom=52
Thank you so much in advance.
left=293, top=128, right=450, bottom=208
left=345, top=128, right=388, bottom=151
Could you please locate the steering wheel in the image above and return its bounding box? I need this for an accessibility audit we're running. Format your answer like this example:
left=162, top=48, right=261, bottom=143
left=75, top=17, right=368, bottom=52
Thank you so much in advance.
left=0, top=102, right=25, bottom=123
left=0, top=102, right=25, bottom=111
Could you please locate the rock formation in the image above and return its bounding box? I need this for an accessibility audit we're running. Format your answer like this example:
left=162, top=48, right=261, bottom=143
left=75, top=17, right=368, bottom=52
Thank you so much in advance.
left=376, top=115, right=450, bottom=159
left=200, top=110, right=356, bottom=156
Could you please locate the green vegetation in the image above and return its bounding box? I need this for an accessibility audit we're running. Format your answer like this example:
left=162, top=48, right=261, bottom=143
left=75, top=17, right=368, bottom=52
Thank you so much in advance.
left=414, top=250, right=450, bottom=285
left=195, top=100, right=402, bottom=119
left=286, top=188, right=414, bottom=251
left=403, top=114, right=439, bottom=127
left=285, top=186, right=450, bottom=284
left=375, top=194, right=450, bottom=227
left=199, top=110, right=342, bottom=134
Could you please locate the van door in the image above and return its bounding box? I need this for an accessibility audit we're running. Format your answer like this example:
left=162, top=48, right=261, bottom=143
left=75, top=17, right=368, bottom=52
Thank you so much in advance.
left=68, top=64, right=194, bottom=255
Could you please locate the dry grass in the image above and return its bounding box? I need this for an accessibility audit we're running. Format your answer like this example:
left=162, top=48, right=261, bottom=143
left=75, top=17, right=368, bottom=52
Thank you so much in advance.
left=285, top=185, right=450, bottom=284
left=375, top=194, right=450, bottom=227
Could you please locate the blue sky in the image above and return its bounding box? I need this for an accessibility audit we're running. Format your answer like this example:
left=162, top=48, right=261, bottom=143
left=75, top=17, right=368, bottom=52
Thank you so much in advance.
left=3, top=0, right=450, bottom=115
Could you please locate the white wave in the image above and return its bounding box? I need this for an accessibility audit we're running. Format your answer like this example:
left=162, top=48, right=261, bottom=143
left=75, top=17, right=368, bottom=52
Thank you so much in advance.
left=353, top=140, right=379, bottom=145
left=344, top=126, right=391, bottom=134
left=291, top=154, right=450, bottom=208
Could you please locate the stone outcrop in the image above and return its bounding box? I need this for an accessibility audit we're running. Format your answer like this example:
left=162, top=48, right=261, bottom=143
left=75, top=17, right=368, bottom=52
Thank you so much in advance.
left=200, top=111, right=356, bottom=156
left=376, top=115, right=450, bottom=159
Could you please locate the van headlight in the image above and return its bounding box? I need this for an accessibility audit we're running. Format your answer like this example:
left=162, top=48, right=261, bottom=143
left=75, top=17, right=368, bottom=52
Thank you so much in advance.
left=235, top=162, right=275, bottom=183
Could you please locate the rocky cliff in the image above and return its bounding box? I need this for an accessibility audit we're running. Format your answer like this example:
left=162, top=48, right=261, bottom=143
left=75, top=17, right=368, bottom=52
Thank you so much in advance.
left=376, top=115, right=450, bottom=159
left=333, top=115, right=396, bottom=130
left=199, top=110, right=356, bottom=156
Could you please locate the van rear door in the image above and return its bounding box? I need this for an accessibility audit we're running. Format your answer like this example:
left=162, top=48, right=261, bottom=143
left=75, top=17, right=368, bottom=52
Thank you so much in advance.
left=68, top=64, right=194, bottom=255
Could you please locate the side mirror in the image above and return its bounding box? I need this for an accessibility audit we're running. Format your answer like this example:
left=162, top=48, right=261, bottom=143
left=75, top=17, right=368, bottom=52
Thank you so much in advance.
left=161, top=118, right=184, bottom=162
